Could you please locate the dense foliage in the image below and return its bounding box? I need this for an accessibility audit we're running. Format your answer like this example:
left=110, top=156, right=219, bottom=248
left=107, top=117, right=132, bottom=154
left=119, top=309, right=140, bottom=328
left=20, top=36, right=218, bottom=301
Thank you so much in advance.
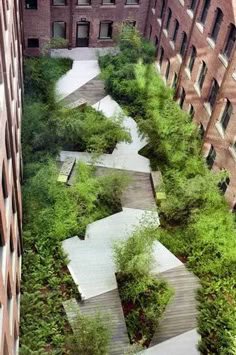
left=65, top=313, right=111, bottom=355
left=23, top=57, right=131, bottom=165
left=114, top=225, right=172, bottom=345
left=100, top=25, right=236, bottom=354
left=21, top=57, right=129, bottom=354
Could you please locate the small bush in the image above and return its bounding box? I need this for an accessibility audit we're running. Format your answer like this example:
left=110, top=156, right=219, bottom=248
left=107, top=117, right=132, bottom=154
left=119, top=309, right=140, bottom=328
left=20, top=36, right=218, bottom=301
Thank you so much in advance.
left=66, top=313, right=111, bottom=355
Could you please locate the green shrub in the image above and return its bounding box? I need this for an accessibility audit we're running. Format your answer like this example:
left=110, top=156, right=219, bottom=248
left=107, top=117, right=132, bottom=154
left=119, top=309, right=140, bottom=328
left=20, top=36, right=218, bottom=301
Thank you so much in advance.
left=100, top=27, right=236, bottom=354
left=65, top=313, right=111, bottom=355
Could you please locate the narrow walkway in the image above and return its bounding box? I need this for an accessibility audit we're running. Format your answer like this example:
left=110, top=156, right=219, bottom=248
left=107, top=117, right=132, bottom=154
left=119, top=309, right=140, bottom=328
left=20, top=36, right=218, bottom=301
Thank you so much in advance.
left=61, top=75, right=106, bottom=107
left=53, top=50, right=201, bottom=354
left=151, top=264, right=200, bottom=345
left=96, top=167, right=156, bottom=211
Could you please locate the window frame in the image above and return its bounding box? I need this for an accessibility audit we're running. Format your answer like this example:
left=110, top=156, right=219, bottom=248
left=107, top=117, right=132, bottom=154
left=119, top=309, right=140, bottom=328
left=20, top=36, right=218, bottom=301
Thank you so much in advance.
left=179, top=87, right=186, bottom=109
left=199, top=0, right=211, bottom=25
left=210, top=8, right=223, bottom=42
left=172, top=19, right=179, bottom=43
left=223, top=24, right=236, bottom=59
left=165, top=8, right=172, bottom=31
left=188, top=45, right=197, bottom=72
left=198, top=61, right=207, bottom=90
left=180, top=32, right=187, bottom=57
left=126, top=0, right=139, bottom=5
left=99, top=21, right=113, bottom=39
left=207, top=79, right=219, bottom=109
left=206, top=145, right=216, bottom=169
left=25, top=0, right=38, bottom=9
left=159, top=47, right=164, bottom=68
left=77, top=0, right=91, bottom=5
left=102, top=0, right=115, bottom=4
left=52, top=0, right=67, bottom=5
left=159, top=0, right=166, bottom=19
left=27, top=38, right=39, bottom=48
left=220, top=99, right=233, bottom=132
left=52, top=21, right=66, bottom=39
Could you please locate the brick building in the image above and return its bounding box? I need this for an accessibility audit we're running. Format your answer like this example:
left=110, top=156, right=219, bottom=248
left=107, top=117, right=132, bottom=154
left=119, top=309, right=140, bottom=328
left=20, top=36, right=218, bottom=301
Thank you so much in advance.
left=22, top=0, right=236, bottom=208
left=0, top=0, right=24, bottom=353
left=147, top=0, right=236, bottom=209
left=23, top=0, right=150, bottom=56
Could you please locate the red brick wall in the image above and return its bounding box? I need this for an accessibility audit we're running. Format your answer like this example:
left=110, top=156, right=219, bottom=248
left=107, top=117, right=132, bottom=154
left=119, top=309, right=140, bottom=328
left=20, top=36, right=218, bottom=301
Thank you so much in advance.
left=146, top=0, right=236, bottom=208
left=0, top=0, right=23, bottom=352
left=23, top=0, right=150, bottom=54
left=23, top=0, right=51, bottom=56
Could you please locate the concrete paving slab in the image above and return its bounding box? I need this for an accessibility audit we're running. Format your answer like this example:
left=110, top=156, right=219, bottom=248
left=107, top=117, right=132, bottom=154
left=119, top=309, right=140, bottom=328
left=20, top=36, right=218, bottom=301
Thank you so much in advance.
left=59, top=151, right=151, bottom=173
left=51, top=47, right=118, bottom=61
left=152, top=241, right=182, bottom=274
left=56, top=60, right=100, bottom=100
left=144, top=329, right=200, bottom=355
left=63, top=208, right=159, bottom=300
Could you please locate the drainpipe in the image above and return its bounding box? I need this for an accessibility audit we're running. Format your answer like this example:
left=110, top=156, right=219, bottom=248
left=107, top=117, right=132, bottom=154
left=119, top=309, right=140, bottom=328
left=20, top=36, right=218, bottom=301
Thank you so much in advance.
left=174, top=0, right=201, bottom=100
left=68, top=0, right=73, bottom=49
left=201, top=42, right=236, bottom=152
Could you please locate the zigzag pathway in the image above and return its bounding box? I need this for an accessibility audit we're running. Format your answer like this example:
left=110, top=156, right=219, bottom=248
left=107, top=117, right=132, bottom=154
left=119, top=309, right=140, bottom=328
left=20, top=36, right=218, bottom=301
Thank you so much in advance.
left=57, top=57, right=200, bottom=354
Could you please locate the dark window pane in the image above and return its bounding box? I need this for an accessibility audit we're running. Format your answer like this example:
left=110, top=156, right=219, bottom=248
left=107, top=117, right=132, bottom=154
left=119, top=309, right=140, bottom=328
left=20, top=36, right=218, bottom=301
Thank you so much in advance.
left=211, top=8, right=223, bottom=41
left=27, top=38, right=39, bottom=48
left=25, top=0, right=37, bottom=9
left=200, top=0, right=211, bottom=24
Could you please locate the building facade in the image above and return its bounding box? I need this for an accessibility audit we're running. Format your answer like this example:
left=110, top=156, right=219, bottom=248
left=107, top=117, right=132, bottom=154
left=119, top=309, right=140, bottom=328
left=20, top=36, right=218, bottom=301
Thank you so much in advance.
left=146, top=0, right=236, bottom=209
left=0, top=0, right=24, bottom=353
left=23, top=0, right=151, bottom=56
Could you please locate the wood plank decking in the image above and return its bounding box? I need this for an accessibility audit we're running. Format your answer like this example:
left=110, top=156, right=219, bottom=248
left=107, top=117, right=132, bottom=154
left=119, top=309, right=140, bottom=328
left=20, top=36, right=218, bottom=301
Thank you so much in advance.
left=61, top=75, right=106, bottom=107
left=151, top=264, right=200, bottom=346
left=79, top=289, right=130, bottom=355
left=95, top=167, right=156, bottom=211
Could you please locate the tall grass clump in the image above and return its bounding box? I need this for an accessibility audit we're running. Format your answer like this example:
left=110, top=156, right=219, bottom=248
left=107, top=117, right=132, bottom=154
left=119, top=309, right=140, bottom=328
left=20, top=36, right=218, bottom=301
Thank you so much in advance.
left=99, top=25, right=236, bottom=354
left=113, top=224, right=173, bottom=346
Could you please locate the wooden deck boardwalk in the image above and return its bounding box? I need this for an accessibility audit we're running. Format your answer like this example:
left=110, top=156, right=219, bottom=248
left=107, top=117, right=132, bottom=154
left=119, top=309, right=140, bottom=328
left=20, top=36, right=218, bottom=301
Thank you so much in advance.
left=95, top=167, right=156, bottom=211
left=151, top=264, right=200, bottom=346
left=79, top=289, right=130, bottom=355
left=61, top=75, right=106, bottom=107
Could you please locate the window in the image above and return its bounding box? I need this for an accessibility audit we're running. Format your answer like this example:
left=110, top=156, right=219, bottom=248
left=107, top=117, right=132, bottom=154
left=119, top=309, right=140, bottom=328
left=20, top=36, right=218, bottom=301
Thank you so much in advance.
left=126, top=21, right=136, bottom=27
left=198, top=61, right=207, bottom=90
left=5, top=123, right=11, bottom=159
left=149, top=25, right=152, bottom=39
left=160, top=0, right=166, bottom=19
left=224, top=24, right=236, bottom=59
left=200, top=0, right=210, bottom=25
left=189, top=104, right=195, bottom=119
left=154, top=36, right=159, bottom=48
left=99, top=21, right=113, bottom=39
left=27, top=38, right=39, bottom=48
left=221, top=99, right=232, bottom=132
left=172, top=19, right=179, bottom=43
left=179, top=87, right=186, bottom=109
left=172, top=72, right=178, bottom=89
left=165, top=59, right=170, bottom=80
left=189, top=0, right=197, bottom=11
left=218, top=176, right=230, bottom=194
left=188, top=45, right=197, bottom=72
left=165, top=8, right=172, bottom=31
left=159, top=47, right=164, bottom=68
left=199, top=122, right=205, bottom=139
left=180, top=32, right=187, bottom=57
left=208, top=79, right=219, bottom=109
left=153, top=0, right=157, bottom=8
left=210, top=8, right=223, bottom=42
left=206, top=145, right=216, bottom=169
left=102, top=0, right=115, bottom=4
left=77, top=0, right=91, bottom=4
left=25, top=0, right=37, bottom=9
left=126, top=0, right=139, bottom=4
left=2, top=164, right=8, bottom=199
left=53, top=0, right=66, bottom=4
left=53, top=22, right=66, bottom=39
